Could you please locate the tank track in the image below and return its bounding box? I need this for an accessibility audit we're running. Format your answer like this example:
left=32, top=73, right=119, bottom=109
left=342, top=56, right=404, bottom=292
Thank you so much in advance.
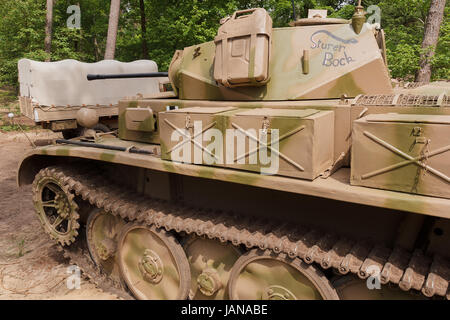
left=47, top=165, right=450, bottom=300
left=58, top=233, right=134, bottom=300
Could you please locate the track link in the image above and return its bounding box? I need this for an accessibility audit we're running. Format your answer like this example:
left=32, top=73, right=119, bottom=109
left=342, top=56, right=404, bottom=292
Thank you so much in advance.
left=47, top=165, right=449, bottom=300
left=59, top=238, right=134, bottom=300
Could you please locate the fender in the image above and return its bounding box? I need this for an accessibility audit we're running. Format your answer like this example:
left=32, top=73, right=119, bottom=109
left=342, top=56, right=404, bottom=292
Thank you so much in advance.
left=17, top=142, right=450, bottom=220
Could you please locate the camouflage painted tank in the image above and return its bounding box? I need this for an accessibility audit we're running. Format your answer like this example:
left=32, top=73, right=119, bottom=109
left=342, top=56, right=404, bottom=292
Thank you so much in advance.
left=18, top=5, right=450, bottom=300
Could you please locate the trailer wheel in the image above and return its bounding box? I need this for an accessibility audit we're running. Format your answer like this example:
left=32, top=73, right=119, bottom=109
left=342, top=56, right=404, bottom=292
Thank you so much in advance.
left=62, top=123, right=110, bottom=139
left=62, top=128, right=81, bottom=140
left=91, top=123, right=110, bottom=133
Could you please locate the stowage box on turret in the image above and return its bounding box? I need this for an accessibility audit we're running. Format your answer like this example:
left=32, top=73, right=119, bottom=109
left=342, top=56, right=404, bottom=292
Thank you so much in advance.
left=18, top=5, right=450, bottom=301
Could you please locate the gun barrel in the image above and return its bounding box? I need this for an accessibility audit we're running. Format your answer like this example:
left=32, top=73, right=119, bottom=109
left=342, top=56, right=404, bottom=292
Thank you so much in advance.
left=87, top=72, right=169, bottom=81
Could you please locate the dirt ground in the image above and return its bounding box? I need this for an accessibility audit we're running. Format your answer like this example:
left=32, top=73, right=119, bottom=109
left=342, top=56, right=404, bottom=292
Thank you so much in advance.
left=0, top=130, right=117, bottom=300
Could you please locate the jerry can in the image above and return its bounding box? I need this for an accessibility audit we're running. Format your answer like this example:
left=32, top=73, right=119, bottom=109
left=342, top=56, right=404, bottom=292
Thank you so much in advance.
left=214, top=8, right=272, bottom=87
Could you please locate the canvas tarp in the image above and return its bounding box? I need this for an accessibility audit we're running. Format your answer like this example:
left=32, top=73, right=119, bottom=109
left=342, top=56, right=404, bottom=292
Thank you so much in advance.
left=18, top=59, right=164, bottom=107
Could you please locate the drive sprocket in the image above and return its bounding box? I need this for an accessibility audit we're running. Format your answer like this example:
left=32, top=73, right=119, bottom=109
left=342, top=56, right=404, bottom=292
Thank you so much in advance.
left=32, top=167, right=81, bottom=246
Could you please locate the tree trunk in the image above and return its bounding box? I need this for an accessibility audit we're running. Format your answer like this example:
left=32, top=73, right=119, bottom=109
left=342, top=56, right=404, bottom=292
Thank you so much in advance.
left=44, top=0, right=54, bottom=61
left=415, top=0, right=446, bottom=83
left=139, top=0, right=149, bottom=59
left=94, top=36, right=101, bottom=61
left=105, top=0, right=121, bottom=60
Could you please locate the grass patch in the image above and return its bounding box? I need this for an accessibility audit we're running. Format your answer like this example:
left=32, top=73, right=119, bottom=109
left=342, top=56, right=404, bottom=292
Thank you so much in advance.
left=0, top=88, right=24, bottom=132
left=0, top=124, right=32, bottom=132
left=0, top=88, right=17, bottom=105
left=17, top=238, right=25, bottom=258
left=0, top=102, right=20, bottom=115
left=0, top=88, right=38, bottom=132
left=7, top=101, right=20, bottom=114
left=0, top=88, right=19, bottom=114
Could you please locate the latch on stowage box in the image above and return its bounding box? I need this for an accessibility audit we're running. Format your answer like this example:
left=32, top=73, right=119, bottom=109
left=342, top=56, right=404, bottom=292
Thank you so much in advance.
left=125, top=108, right=156, bottom=132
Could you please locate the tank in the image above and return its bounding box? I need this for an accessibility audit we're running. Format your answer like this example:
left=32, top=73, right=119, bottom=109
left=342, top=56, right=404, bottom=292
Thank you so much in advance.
left=17, top=6, right=450, bottom=300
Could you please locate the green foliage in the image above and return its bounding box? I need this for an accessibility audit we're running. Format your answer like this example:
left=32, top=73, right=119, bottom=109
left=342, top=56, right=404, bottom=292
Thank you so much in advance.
left=432, top=5, right=450, bottom=80
left=375, top=0, right=429, bottom=79
left=0, top=124, right=32, bottom=132
left=327, top=0, right=449, bottom=80
left=0, top=89, right=17, bottom=104
left=17, top=239, right=25, bottom=258
left=0, top=0, right=46, bottom=89
left=0, top=0, right=447, bottom=87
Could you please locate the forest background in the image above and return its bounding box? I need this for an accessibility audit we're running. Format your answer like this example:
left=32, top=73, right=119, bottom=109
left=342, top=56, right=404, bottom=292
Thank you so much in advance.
left=0, top=0, right=448, bottom=91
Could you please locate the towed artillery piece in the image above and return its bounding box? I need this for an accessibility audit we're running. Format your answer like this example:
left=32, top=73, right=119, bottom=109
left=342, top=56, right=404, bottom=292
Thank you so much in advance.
left=18, top=5, right=450, bottom=300
left=18, top=59, right=168, bottom=138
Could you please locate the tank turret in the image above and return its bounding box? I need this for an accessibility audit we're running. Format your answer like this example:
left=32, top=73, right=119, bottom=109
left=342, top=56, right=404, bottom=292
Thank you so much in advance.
left=168, top=6, right=392, bottom=101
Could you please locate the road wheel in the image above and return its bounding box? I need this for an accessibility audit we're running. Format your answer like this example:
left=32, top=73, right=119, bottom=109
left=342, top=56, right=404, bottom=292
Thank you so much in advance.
left=228, top=249, right=339, bottom=300
left=117, top=223, right=190, bottom=300
left=332, top=275, right=424, bottom=300
left=86, top=209, right=126, bottom=284
left=183, top=236, right=241, bottom=300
